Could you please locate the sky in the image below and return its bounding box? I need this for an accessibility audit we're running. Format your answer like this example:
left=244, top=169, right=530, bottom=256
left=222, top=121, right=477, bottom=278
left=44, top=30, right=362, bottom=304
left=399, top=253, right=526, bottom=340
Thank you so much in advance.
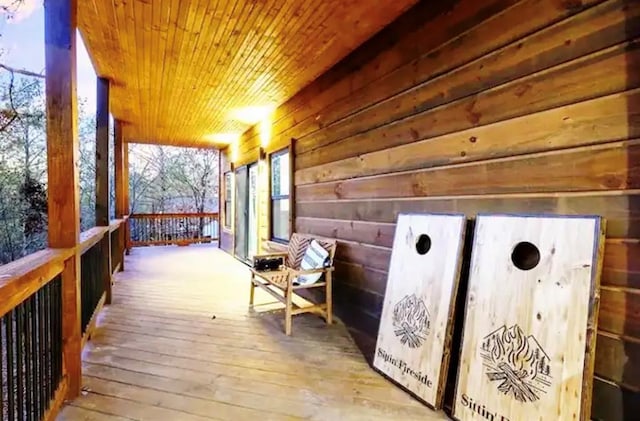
left=1, top=0, right=98, bottom=112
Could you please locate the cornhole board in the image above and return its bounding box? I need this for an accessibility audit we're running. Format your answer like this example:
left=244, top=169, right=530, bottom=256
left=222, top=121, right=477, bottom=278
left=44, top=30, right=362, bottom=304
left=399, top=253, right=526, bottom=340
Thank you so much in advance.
left=374, top=213, right=467, bottom=409
left=453, top=214, right=605, bottom=421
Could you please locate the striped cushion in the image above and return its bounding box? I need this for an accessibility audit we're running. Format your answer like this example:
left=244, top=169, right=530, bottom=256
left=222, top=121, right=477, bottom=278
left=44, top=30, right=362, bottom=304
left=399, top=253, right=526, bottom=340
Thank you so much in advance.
left=295, top=240, right=330, bottom=285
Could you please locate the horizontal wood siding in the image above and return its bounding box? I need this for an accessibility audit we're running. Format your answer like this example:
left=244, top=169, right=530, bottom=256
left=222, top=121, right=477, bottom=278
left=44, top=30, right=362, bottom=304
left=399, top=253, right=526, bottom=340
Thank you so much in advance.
left=224, top=0, right=640, bottom=415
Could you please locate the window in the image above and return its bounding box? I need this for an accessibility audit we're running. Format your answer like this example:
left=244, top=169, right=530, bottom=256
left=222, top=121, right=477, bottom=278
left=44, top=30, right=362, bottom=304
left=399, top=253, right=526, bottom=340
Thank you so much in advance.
left=224, top=172, right=232, bottom=229
left=270, top=148, right=290, bottom=242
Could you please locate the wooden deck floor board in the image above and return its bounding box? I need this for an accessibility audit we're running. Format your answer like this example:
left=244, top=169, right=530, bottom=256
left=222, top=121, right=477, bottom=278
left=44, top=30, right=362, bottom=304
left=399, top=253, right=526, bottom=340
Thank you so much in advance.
left=58, top=245, right=446, bottom=420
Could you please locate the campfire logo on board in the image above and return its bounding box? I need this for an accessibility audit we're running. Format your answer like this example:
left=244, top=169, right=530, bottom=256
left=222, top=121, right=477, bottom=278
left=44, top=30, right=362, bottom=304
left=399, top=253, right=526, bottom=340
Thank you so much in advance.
left=480, top=324, right=552, bottom=403
left=392, top=294, right=430, bottom=348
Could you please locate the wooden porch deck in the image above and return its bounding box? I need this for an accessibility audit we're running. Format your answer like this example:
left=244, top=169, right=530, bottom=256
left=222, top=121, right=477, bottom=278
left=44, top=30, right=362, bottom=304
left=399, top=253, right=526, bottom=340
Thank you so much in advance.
left=57, top=245, right=446, bottom=420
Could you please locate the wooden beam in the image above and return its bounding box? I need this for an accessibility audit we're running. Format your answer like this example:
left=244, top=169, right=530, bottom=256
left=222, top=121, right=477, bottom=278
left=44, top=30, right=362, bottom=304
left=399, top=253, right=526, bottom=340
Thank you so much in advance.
left=114, top=119, right=125, bottom=269
left=96, top=77, right=110, bottom=226
left=123, top=139, right=131, bottom=254
left=44, top=0, right=81, bottom=400
left=114, top=120, right=125, bottom=217
left=95, top=76, right=112, bottom=304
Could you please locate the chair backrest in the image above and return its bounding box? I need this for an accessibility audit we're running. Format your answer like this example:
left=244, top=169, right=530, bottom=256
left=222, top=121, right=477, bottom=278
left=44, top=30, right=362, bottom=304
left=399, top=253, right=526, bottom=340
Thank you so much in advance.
left=286, top=233, right=337, bottom=270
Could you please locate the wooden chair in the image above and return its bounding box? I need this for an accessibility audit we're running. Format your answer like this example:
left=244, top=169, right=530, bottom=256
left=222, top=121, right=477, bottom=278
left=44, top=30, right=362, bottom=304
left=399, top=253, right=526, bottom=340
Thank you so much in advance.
left=249, top=234, right=337, bottom=335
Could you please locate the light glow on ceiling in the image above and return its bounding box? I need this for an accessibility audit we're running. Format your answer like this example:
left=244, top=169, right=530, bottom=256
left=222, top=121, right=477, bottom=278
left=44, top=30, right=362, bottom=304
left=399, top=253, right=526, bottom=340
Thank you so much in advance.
left=229, top=105, right=275, bottom=126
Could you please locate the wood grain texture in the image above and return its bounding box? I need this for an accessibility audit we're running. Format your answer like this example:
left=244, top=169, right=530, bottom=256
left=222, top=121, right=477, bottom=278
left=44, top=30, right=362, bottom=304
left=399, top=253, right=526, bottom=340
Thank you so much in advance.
left=79, top=227, right=109, bottom=255
left=114, top=120, right=125, bottom=218
left=296, top=0, right=634, bottom=168
left=0, top=248, right=71, bottom=318
left=599, top=287, right=640, bottom=339
left=96, top=77, right=112, bottom=304
left=260, top=0, right=602, bottom=157
left=296, top=193, right=640, bottom=238
left=374, top=214, right=466, bottom=409
left=58, top=244, right=448, bottom=420
left=297, top=71, right=640, bottom=185
left=45, top=0, right=82, bottom=400
left=221, top=0, right=640, bottom=409
left=453, top=215, right=604, bottom=421
left=77, top=0, right=419, bottom=147
left=595, top=332, right=640, bottom=391
left=114, top=121, right=126, bottom=269
left=96, top=77, right=110, bottom=226
left=297, top=140, right=640, bottom=201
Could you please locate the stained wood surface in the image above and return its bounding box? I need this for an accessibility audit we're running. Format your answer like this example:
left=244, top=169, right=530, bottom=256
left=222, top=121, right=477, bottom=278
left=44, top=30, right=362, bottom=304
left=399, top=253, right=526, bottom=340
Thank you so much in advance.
left=79, top=227, right=108, bottom=255
left=96, top=77, right=110, bottom=226
left=374, top=214, right=466, bottom=409
left=453, top=215, right=605, bottom=421
left=45, top=0, right=82, bottom=400
left=56, top=245, right=447, bottom=420
left=114, top=120, right=126, bottom=218
left=76, top=0, right=419, bottom=147
left=221, top=0, right=640, bottom=412
left=0, top=248, right=71, bottom=318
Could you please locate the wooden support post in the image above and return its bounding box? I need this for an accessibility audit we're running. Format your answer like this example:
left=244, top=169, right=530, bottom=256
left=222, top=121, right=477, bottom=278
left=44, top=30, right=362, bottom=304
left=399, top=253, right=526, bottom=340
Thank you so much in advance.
left=123, top=140, right=131, bottom=255
left=325, top=271, right=333, bottom=325
left=45, top=0, right=81, bottom=400
left=285, top=283, right=293, bottom=336
left=95, top=77, right=112, bottom=304
left=114, top=120, right=125, bottom=270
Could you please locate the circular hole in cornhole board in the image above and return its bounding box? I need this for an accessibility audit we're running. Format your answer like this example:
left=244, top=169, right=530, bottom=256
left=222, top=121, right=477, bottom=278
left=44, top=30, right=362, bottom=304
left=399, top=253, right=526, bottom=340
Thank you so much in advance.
left=415, top=234, right=432, bottom=255
left=511, top=241, right=541, bottom=271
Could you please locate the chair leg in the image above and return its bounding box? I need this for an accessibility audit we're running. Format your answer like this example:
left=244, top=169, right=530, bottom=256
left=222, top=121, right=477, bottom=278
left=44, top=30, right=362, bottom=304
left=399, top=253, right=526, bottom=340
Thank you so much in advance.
left=326, top=272, right=333, bottom=325
left=249, top=273, right=255, bottom=306
left=285, top=285, right=293, bottom=335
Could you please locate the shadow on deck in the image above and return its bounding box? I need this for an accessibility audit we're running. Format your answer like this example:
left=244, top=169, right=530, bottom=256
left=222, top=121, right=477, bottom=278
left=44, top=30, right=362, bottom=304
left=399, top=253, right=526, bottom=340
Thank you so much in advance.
left=57, top=244, right=445, bottom=420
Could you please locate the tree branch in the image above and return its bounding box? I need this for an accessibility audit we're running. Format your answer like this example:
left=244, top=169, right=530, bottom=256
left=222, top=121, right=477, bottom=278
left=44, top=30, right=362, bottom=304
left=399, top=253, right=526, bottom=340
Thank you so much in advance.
left=0, top=64, right=45, bottom=79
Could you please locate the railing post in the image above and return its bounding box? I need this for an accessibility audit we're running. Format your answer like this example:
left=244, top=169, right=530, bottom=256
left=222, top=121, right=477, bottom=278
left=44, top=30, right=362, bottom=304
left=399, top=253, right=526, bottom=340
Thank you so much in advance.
left=45, top=0, right=81, bottom=400
left=114, top=120, right=126, bottom=270
left=123, top=141, right=131, bottom=255
left=96, top=77, right=112, bottom=305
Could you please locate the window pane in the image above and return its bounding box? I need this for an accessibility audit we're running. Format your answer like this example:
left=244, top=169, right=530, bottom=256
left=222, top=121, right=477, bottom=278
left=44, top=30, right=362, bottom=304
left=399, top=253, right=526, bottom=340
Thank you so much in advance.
left=272, top=198, right=289, bottom=241
left=225, top=173, right=232, bottom=197
left=224, top=202, right=232, bottom=228
left=271, top=150, right=289, bottom=197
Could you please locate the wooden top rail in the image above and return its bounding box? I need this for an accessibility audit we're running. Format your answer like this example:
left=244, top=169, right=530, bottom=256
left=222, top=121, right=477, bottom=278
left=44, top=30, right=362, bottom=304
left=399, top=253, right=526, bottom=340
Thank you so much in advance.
left=0, top=248, right=74, bottom=318
left=0, top=222, right=125, bottom=318
left=130, top=212, right=219, bottom=219
left=79, top=227, right=109, bottom=255
left=109, top=218, right=126, bottom=233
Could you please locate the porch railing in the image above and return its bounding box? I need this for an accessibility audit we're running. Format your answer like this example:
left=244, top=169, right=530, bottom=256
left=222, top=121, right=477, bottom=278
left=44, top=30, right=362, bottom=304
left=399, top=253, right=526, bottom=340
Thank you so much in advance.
left=0, top=218, right=127, bottom=420
left=128, top=213, right=219, bottom=247
left=79, top=228, right=108, bottom=341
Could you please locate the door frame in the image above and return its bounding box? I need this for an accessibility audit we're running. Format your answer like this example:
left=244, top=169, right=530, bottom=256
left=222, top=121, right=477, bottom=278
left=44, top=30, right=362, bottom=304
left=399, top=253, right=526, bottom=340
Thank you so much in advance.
left=233, top=161, right=259, bottom=264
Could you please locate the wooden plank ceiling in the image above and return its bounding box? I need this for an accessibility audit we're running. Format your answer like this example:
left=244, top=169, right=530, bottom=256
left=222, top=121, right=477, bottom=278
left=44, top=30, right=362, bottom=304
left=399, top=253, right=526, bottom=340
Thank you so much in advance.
left=78, top=0, right=419, bottom=148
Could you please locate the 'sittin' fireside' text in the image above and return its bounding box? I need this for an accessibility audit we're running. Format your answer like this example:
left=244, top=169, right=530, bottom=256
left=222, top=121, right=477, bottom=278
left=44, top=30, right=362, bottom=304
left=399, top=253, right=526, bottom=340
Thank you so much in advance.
left=377, top=348, right=433, bottom=387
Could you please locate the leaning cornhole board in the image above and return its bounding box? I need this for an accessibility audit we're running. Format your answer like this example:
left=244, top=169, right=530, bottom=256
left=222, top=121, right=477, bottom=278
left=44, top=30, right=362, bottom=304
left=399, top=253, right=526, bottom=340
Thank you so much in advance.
left=374, top=213, right=467, bottom=409
left=453, top=214, right=605, bottom=421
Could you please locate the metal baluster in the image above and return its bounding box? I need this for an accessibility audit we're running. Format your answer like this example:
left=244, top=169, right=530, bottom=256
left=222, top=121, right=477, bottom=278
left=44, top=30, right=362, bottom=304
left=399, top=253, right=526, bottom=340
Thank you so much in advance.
left=45, top=282, right=52, bottom=405
left=53, top=278, right=62, bottom=388
left=7, top=310, right=15, bottom=421
left=37, top=289, right=45, bottom=418
left=16, top=305, right=24, bottom=421
left=25, top=296, right=34, bottom=421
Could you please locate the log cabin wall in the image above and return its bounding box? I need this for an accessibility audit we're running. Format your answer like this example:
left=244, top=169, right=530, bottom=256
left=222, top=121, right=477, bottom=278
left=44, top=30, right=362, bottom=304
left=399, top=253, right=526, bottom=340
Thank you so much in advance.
left=221, top=0, right=640, bottom=415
